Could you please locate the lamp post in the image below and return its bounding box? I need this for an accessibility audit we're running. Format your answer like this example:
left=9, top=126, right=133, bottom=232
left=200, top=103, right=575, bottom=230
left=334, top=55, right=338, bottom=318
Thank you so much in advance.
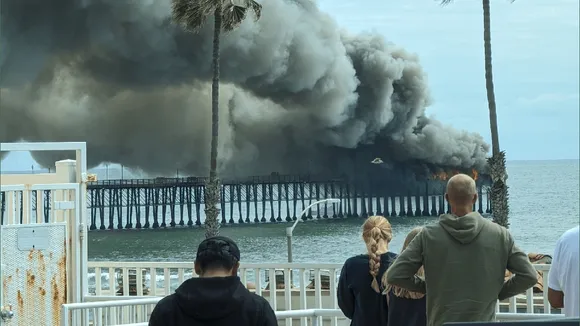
left=286, top=198, right=341, bottom=263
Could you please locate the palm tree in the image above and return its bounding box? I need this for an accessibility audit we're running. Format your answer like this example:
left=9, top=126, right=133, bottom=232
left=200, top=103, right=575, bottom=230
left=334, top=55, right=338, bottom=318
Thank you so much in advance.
left=172, top=0, right=262, bottom=238
left=440, top=0, right=511, bottom=228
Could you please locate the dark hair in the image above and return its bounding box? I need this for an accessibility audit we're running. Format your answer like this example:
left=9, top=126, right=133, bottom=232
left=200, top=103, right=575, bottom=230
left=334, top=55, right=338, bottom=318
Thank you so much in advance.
left=195, top=236, right=240, bottom=273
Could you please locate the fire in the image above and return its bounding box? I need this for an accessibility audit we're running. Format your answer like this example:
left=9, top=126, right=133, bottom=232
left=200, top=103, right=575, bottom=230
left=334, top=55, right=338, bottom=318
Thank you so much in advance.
left=431, top=171, right=448, bottom=180
left=431, top=169, right=479, bottom=181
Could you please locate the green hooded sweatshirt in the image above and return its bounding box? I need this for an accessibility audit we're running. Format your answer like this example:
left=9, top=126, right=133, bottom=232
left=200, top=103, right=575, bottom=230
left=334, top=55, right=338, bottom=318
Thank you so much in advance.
left=385, top=212, right=538, bottom=326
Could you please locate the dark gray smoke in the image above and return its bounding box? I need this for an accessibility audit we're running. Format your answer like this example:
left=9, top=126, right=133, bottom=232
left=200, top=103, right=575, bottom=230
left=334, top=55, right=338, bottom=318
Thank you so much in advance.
left=0, top=0, right=490, bottom=177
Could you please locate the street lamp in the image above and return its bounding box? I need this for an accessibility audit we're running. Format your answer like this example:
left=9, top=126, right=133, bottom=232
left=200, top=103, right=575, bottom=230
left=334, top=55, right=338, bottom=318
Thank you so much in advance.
left=286, top=198, right=341, bottom=263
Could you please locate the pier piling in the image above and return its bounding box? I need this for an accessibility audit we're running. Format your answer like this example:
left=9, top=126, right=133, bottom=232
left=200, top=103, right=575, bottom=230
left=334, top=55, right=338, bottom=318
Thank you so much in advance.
left=0, top=174, right=492, bottom=229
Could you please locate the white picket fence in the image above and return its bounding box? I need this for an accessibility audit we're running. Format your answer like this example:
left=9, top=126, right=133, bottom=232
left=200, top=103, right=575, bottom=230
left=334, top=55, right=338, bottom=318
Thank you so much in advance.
left=78, top=261, right=561, bottom=325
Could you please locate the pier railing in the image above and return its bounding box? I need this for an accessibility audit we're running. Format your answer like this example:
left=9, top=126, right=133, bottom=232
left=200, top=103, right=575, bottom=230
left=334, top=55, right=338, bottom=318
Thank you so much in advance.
left=1, top=160, right=493, bottom=230
left=87, top=262, right=558, bottom=317
left=83, top=178, right=491, bottom=230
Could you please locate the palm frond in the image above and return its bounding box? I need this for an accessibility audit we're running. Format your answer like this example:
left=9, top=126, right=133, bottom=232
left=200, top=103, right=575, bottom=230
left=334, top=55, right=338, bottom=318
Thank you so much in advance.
left=222, top=3, right=248, bottom=32
left=248, top=0, right=262, bottom=21
left=171, top=0, right=190, bottom=23
left=171, top=0, right=217, bottom=32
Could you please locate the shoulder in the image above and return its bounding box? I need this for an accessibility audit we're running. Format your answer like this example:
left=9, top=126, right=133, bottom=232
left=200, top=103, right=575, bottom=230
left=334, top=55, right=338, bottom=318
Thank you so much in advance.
left=561, top=226, right=579, bottom=242
left=232, top=291, right=275, bottom=322
left=423, top=223, right=440, bottom=233
left=420, top=223, right=442, bottom=238
left=382, top=251, right=398, bottom=263
left=555, top=226, right=580, bottom=252
left=380, top=252, right=398, bottom=274
left=151, top=294, right=178, bottom=315
left=479, top=217, right=512, bottom=239
left=341, top=255, right=371, bottom=275
left=248, top=292, right=275, bottom=313
left=344, top=254, right=367, bottom=265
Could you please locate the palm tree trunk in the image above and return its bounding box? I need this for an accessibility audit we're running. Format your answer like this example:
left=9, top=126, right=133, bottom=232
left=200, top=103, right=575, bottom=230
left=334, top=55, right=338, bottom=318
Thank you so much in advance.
left=204, top=5, right=222, bottom=238
left=483, top=0, right=509, bottom=228
left=483, top=0, right=499, bottom=155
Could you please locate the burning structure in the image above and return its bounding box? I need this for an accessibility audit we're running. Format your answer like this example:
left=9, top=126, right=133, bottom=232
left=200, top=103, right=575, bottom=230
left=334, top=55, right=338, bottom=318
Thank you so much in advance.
left=0, top=0, right=490, bottom=182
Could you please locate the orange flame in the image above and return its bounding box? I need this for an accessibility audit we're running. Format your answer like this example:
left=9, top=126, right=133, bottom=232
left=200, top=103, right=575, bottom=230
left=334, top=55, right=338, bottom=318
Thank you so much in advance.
left=431, top=169, right=479, bottom=181
left=431, top=171, right=448, bottom=180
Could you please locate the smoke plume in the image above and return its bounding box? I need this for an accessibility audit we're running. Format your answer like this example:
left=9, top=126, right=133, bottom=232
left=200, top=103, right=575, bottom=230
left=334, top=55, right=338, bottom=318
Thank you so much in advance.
left=0, top=0, right=489, bottom=177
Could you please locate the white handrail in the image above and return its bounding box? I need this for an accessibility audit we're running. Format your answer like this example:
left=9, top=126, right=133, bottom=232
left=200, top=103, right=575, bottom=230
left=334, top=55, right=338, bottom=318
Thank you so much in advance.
left=275, top=308, right=345, bottom=318
left=63, top=297, right=163, bottom=310
left=496, top=312, right=566, bottom=320
left=62, top=299, right=566, bottom=326
left=61, top=297, right=163, bottom=326
left=88, top=261, right=346, bottom=269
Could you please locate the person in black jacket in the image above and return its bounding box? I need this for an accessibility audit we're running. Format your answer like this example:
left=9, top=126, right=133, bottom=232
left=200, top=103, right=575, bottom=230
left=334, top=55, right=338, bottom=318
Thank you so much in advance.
left=337, top=215, right=397, bottom=326
left=149, top=236, right=278, bottom=326
left=382, top=227, right=426, bottom=326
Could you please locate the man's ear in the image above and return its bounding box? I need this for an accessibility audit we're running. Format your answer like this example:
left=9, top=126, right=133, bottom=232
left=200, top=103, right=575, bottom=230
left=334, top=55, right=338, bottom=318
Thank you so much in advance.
left=472, top=193, right=478, bottom=205
left=231, top=261, right=240, bottom=276
left=445, top=193, right=449, bottom=202
left=194, top=261, right=202, bottom=276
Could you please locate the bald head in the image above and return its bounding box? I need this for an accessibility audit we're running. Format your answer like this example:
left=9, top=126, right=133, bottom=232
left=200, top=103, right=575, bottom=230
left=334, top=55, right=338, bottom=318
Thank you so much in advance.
left=445, top=174, right=477, bottom=206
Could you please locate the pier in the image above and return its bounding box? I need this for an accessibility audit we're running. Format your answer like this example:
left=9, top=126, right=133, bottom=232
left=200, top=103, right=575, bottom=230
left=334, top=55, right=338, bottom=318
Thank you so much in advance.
left=1, top=173, right=491, bottom=230
left=0, top=143, right=566, bottom=326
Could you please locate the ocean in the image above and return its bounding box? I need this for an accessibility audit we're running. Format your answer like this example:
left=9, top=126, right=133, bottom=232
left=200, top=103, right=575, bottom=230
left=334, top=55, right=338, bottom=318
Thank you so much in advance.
left=88, top=159, right=579, bottom=264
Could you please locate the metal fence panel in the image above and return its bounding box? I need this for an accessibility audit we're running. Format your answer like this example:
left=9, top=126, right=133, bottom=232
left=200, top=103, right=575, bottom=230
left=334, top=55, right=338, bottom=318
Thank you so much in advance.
left=1, top=223, right=68, bottom=325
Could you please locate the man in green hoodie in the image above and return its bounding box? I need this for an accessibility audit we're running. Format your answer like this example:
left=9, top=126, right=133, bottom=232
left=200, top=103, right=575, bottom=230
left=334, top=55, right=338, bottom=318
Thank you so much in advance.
left=385, top=174, right=537, bottom=326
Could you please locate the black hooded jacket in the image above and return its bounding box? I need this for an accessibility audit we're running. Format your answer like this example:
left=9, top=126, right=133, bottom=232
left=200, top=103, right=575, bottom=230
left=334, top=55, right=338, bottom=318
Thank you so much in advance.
left=337, top=252, right=398, bottom=326
left=149, top=276, right=278, bottom=326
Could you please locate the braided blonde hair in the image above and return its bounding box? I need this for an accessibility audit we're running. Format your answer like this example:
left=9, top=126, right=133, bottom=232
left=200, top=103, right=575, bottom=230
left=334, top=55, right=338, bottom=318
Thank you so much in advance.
left=362, top=216, right=393, bottom=293
left=382, top=227, right=425, bottom=299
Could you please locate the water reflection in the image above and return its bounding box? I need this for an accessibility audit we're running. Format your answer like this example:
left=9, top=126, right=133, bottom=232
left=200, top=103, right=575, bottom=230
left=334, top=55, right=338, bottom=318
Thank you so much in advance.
left=89, top=217, right=432, bottom=263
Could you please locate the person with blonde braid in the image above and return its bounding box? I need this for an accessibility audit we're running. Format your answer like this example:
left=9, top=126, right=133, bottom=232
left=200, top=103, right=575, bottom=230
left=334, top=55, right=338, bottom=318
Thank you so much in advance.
left=337, top=216, right=396, bottom=326
left=382, top=227, right=426, bottom=326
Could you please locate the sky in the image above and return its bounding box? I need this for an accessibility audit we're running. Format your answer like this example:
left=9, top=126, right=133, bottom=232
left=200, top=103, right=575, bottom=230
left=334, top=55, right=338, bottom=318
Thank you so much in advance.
left=318, top=0, right=580, bottom=161
left=1, top=0, right=579, bottom=172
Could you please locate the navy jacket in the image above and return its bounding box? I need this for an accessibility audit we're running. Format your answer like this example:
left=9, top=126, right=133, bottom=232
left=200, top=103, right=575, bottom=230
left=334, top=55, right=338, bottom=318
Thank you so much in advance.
left=387, top=290, right=427, bottom=326
left=337, top=252, right=398, bottom=326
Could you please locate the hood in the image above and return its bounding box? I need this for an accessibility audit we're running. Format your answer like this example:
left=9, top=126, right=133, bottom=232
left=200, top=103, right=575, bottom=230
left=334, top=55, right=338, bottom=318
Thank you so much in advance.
left=439, top=212, right=485, bottom=244
left=175, top=276, right=246, bottom=320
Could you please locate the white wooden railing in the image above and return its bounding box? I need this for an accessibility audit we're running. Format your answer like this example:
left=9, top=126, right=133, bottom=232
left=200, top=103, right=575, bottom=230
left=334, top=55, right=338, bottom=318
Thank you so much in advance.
left=88, top=262, right=342, bottom=316
left=61, top=297, right=161, bottom=326
left=86, top=262, right=558, bottom=316
left=61, top=298, right=566, bottom=326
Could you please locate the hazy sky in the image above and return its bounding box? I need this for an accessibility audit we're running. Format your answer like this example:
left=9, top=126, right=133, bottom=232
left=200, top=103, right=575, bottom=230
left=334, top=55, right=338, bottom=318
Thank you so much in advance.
left=1, top=0, right=579, bottom=171
left=319, top=0, right=579, bottom=161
